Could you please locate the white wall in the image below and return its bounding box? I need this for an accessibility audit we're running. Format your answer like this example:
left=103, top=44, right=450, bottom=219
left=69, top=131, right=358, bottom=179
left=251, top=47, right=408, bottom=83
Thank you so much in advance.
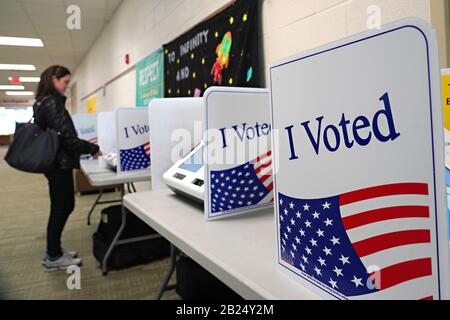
left=71, top=0, right=431, bottom=113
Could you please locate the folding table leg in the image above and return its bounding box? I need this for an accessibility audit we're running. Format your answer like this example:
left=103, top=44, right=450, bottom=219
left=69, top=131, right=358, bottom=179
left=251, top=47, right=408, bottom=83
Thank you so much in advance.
left=154, top=244, right=177, bottom=300
left=102, top=184, right=125, bottom=275
left=87, top=187, right=103, bottom=225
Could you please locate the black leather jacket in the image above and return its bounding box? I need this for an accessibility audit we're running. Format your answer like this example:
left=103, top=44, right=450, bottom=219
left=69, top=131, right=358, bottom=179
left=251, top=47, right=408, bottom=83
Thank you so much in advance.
left=33, top=93, right=99, bottom=170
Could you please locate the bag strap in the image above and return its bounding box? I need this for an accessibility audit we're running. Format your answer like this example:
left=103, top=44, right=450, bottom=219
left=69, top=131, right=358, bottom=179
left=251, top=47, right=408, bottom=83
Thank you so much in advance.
left=31, top=96, right=49, bottom=124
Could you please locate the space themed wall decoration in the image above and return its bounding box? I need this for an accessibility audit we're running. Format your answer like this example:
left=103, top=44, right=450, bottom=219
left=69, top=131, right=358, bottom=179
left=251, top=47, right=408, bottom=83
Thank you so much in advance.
left=163, top=0, right=260, bottom=98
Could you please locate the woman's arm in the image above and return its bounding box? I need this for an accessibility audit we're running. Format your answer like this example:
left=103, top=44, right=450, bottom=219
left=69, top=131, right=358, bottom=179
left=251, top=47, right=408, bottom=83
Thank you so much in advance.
left=41, top=97, right=99, bottom=155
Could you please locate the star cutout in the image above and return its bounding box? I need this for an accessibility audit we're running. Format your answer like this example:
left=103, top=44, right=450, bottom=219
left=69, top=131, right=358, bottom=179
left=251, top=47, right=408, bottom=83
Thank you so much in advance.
left=305, top=247, right=312, bottom=255
left=296, top=211, right=301, bottom=218
left=294, top=236, right=300, bottom=244
left=324, top=218, right=333, bottom=226
left=304, top=220, right=312, bottom=228
left=290, top=218, right=295, bottom=226
left=299, top=229, right=306, bottom=236
left=310, top=238, right=318, bottom=247
left=289, top=202, right=294, bottom=209
left=279, top=198, right=283, bottom=206
left=316, top=229, right=324, bottom=237
left=301, top=255, right=308, bottom=263
left=322, top=201, right=331, bottom=209
left=312, top=211, right=320, bottom=219
left=303, top=203, right=310, bottom=211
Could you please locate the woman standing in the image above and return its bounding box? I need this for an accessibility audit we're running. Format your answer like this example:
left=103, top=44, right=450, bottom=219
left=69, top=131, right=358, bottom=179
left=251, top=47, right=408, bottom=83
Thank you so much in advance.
left=33, top=65, right=102, bottom=271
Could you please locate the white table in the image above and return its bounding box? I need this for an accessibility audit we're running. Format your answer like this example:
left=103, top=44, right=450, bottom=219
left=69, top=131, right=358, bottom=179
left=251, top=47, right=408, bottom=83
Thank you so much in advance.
left=85, top=169, right=151, bottom=188
left=80, top=159, right=111, bottom=175
left=123, top=189, right=322, bottom=300
left=80, top=161, right=154, bottom=275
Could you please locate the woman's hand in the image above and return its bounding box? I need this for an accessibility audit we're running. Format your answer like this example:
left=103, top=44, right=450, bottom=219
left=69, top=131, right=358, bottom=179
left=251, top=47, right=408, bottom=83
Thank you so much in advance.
left=92, top=150, right=103, bottom=159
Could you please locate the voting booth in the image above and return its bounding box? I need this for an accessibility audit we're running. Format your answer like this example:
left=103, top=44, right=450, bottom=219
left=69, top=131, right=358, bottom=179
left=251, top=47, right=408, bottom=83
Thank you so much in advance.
left=149, top=98, right=203, bottom=191
left=72, top=113, right=100, bottom=192
left=269, top=18, right=450, bottom=300
left=96, top=109, right=151, bottom=176
left=97, top=111, right=117, bottom=169
left=116, top=108, right=151, bottom=175
left=203, top=87, right=273, bottom=220
left=72, top=113, right=98, bottom=160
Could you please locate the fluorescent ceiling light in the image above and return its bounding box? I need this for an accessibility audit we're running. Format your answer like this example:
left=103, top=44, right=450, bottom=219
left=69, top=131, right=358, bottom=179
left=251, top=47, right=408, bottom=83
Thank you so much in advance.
left=9, top=76, right=40, bottom=83
left=5, top=91, right=34, bottom=96
left=0, top=64, right=36, bottom=71
left=0, top=85, right=25, bottom=90
left=0, top=36, right=43, bottom=47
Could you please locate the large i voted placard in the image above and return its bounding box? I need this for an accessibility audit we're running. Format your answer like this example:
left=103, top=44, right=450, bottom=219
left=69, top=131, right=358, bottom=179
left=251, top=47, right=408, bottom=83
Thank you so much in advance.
left=204, top=87, right=273, bottom=220
left=116, top=108, right=151, bottom=175
left=269, top=18, right=449, bottom=300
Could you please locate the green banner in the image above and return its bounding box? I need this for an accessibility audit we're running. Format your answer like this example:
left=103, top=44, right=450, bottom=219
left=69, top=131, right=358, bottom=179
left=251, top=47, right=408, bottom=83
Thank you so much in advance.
left=136, top=48, right=164, bottom=107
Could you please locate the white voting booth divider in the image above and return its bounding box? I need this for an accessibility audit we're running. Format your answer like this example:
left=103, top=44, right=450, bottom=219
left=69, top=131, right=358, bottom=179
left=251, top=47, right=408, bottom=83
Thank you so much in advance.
left=97, top=112, right=117, bottom=169
left=203, top=87, right=272, bottom=220
left=72, top=113, right=98, bottom=159
left=149, top=98, right=203, bottom=190
left=269, top=18, right=450, bottom=300
left=116, top=108, right=151, bottom=175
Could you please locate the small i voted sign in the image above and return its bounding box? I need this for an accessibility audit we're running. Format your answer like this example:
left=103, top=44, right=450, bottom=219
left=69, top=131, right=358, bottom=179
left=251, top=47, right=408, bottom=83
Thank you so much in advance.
left=269, top=18, right=449, bottom=299
left=204, top=87, right=273, bottom=220
left=72, top=113, right=98, bottom=159
left=116, top=108, right=151, bottom=175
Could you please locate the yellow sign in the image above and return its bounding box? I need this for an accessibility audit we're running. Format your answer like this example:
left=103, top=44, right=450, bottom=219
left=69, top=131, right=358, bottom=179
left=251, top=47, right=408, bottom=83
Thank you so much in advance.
left=86, top=96, right=97, bottom=114
left=442, top=74, right=450, bottom=131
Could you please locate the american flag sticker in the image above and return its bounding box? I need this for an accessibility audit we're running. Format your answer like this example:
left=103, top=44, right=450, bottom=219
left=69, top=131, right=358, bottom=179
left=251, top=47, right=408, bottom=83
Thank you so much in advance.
left=210, top=151, right=273, bottom=215
left=119, top=141, right=151, bottom=172
left=278, top=182, right=437, bottom=300
left=270, top=19, right=449, bottom=299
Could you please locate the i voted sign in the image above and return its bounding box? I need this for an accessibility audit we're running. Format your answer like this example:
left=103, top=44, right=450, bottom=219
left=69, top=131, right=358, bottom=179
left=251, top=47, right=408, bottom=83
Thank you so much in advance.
left=72, top=114, right=98, bottom=158
left=204, top=87, right=273, bottom=220
left=269, top=18, right=449, bottom=300
left=116, top=108, right=151, bottom=175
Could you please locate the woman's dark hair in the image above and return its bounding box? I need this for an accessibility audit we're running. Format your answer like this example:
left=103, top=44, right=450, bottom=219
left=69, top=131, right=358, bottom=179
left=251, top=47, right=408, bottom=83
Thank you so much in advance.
left=35, top=65, right=71, bottom=100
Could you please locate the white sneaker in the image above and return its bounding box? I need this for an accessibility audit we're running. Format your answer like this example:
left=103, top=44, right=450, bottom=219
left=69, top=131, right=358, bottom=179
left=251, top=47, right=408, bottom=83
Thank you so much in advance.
left=44, top=254, right=82, bottom=272
left=42, top=249, right=78, bottom=265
